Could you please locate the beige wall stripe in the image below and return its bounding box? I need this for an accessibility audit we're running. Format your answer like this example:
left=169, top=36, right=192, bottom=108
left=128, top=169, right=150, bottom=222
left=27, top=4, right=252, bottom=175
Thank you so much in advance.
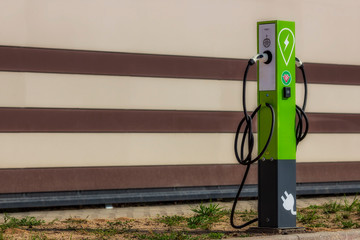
left=0, top=133, right=358, bottom=168
left=0, top=72, right=359, bottom=113
left=0, top=0, right=359, bottom=65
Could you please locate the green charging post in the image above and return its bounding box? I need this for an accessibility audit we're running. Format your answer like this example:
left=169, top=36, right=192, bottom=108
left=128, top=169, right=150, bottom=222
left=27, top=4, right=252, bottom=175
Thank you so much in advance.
left=231, top=20, right=308, bottom=231
left=257, top=20, right=297, bottom=228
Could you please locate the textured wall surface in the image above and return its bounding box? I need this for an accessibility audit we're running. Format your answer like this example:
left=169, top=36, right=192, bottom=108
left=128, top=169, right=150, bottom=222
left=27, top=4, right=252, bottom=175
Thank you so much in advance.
left=0, top=0, right=359, bottom=193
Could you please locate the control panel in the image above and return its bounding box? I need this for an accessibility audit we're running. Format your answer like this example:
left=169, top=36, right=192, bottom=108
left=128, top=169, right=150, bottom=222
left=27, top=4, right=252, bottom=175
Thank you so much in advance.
left=258, top=24, right=276, bottom=91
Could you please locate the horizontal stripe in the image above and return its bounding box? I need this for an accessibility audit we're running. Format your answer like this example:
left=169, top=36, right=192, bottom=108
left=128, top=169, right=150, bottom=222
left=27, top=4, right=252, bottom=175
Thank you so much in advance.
left=0, top=46, right=250, bottom=81
left=0, top=1, right=359, bottom=65
left=0, top=108, right=359, bottom=133
left=0, top=133, right=358, bottom=168
left=0, top=46, right=359, bottom=85
left=1, top=72, right=359, bottom=113
left=296, top=83, right=360, bottom=114
left=0, top=162, right=359, bottom=194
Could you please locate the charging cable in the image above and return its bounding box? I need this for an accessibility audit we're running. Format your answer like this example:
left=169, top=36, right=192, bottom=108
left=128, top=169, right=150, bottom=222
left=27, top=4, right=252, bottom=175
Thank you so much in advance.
left=230, top=55, right=309, bottom=229
left=295, top=57, right=309, bottom=145
left=231, top=54, right=275, bottom=229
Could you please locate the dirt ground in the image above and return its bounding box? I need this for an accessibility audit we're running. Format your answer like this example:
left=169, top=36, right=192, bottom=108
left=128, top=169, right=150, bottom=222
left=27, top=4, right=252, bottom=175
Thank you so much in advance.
left=1, top=210, right=358, bottom=239
left=1, top=198, right=359, bottom=239
left=1, top=216, right=293, bottom=239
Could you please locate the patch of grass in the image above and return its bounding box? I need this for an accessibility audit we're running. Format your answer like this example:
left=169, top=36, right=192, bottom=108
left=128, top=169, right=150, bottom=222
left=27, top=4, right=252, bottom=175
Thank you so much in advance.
left=48, top=218, right=60, bottom=224
left=307, top=204, right=321, bottom=210
left=187, top=203, right=226, bottom=230
left=343, top=196, right=358, bottom=212
left=341, top=220, right=359, bottom=229
left=297, top=210, right=319, bottom=225
left=0, top=214, right=44, bottom=231
left=239, top=209, right=257, bottom=222
left=156, top=215, right=186, bottom=227
left=322, top=201, right=341, bottom=214
left=190, top=203, right=225, bottom=217
left=207, top=232, right=224, bottom=239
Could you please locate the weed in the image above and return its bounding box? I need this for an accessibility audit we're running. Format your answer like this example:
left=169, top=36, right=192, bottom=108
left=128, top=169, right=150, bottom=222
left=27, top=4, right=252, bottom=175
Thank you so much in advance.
left=0, top=214, right=44, bottom=231
left=322, top=201, right=341, bottom=214
left=190, top=203, right=224, bottom=217
left=207, top=232, right=224, bottom=239
left=187, top=214, right=219, bottom=230
left=341, top=220, right=358, bottom=229
left=156, top=215, right=186, bottom=227
left=343, top=197, right=358, bottom=212
left=297, top=210, right=318, bottom=225
left=48, top=218, right=59, bottom=224
left=187, top=203, right=225, bottom=230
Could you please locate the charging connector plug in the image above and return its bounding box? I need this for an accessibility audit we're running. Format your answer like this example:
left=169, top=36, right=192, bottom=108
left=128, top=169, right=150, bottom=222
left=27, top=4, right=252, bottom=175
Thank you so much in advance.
left=295, top=57, right=303, bottom=68
left=263, top=50, right=272, bottom=64
left=249, top=51, right=272, bottom=65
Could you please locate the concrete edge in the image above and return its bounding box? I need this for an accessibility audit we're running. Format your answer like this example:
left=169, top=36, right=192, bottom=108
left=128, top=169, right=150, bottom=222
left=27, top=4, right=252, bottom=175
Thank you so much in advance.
left=228, top=229, right=360, bottom=240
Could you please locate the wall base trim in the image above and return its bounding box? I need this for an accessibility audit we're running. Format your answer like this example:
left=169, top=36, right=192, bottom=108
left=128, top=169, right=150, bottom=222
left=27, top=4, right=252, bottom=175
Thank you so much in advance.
left=0, top=182, right=359, bottom=209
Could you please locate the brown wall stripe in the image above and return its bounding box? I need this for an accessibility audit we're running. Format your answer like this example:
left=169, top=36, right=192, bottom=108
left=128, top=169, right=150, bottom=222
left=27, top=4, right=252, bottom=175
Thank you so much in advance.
left=0, top=46, right=251, bottom=81
left=0, top=46, right=359, bottom=85
left=0, top=162, right=359, bottom=194
left=0, top=108, right=359, bottom=133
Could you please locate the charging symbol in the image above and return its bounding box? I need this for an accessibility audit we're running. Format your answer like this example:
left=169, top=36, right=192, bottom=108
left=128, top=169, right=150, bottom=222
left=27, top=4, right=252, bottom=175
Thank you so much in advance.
left=278, top=28, right=295, bottom=66
left=284, top=35, right=289, bottom=50
left=281, top=191, right=296, bottom=215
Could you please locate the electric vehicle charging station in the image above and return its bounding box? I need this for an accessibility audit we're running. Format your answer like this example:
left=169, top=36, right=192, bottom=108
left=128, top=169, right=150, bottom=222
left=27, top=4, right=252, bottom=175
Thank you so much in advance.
left=231, top=20, right=308, bottom=230
left=258, top=20, right=297, bottom=228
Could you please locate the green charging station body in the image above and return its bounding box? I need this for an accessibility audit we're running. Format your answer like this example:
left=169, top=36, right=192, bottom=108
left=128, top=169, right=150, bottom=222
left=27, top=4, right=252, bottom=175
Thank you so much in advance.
left=257, top=20, right=297, bottom=228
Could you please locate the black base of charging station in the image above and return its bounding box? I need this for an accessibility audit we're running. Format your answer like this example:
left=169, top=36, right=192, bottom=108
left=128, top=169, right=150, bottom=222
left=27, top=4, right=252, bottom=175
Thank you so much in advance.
left=258, top=159, right=297, bottom=228
left=246, top=227, right=305, bottom=234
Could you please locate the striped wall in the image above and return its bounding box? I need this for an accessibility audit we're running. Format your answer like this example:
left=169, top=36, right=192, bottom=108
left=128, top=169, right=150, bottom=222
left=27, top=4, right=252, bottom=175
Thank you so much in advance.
left=0, top=0, right=359, bottom=194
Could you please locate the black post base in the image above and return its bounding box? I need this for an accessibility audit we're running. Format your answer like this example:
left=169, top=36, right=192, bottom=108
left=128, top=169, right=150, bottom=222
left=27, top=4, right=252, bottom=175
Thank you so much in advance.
left=258, top=159, right=297, bottom=228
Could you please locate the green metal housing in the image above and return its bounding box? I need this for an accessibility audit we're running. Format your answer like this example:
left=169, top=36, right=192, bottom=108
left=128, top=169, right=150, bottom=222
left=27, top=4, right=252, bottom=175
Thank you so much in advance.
left=257, top=20, right=296, bottom=160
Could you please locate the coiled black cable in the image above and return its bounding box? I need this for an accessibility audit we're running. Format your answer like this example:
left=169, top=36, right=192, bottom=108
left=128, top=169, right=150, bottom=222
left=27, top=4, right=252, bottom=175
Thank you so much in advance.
left=295, top=63, right=309, bottom=145
left=230, top=59, right=275, bottom=229
left=230, top=57, right=309, bottom=229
